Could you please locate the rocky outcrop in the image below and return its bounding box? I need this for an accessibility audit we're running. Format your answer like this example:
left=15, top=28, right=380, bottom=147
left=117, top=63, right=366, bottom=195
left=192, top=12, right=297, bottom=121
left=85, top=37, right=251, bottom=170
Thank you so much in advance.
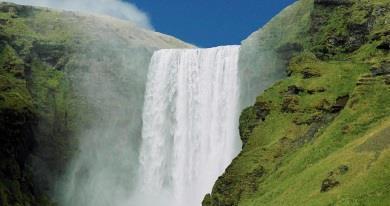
left=314, top=0, right=353, bottom=6
left=239, top=101, right=271, bottom=147
left=377, top=37, right=390, bottom=50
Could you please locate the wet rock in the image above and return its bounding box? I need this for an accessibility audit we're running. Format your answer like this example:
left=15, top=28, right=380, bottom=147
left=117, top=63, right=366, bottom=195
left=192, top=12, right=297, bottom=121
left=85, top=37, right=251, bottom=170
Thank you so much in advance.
left=330, top=95, right=349, bottom=113
left=321, top=178, right=340, bottom=192
left=32, top=41, right=67, bottom=70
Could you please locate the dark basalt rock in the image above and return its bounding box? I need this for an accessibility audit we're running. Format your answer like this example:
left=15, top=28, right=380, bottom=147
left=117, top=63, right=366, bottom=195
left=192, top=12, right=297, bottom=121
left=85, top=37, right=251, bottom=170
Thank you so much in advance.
left=320, top=165, right=349, bottom=192
left=345, top=22, right=372, bottom=52
left=338, top=165, right=349, bottom=175
left=371, top=64, right=390, bottom=76
left=372, top=32, right=390, bottom=41
left=0, top=108, right=37, bottom=205
left=294, top=112, right=338, bottom=147
left=348, top=23, right=370, bottom=36
left=314, top=0, right=353, bottom=6
left=302, top=69, right=321, bottom=79
left=254, top=101, right=271, bottom=121
left=0, top=18, right=8, bottom=26
left=327, top=35, right=347, bottom=48
left=307, top=87, right=326, bottom=94
left=321, top=178, right=340, bottom=192
left=32, top=41, right=68, bottom=70
left=239, top=102, right=270, bottom=148
left=286, top=85, right=304, bottom=95
left=377, top=38, right=390, bottom=51
left=330, top=95, right=349, bottom=113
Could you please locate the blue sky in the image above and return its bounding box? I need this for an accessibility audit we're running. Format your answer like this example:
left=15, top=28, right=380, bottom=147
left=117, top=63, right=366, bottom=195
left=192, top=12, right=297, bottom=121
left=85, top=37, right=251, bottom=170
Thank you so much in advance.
left=129, top=0, right=296, bottom=47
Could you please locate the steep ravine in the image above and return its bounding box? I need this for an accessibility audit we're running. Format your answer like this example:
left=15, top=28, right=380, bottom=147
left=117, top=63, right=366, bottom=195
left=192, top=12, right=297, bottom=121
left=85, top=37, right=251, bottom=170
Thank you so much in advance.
left=203, top=0, right=389, bottom=205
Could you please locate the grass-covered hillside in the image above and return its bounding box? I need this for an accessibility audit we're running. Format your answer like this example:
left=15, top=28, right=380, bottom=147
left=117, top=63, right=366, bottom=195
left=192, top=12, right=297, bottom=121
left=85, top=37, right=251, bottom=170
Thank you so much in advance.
left=203, top=0, right=390, bottom=205
left=0, top=2, right=190, bottom=206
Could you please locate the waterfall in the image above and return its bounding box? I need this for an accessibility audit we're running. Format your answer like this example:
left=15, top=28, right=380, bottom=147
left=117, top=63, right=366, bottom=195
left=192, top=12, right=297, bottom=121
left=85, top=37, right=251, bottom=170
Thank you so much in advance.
left=138, top=46, right=241, bottom=206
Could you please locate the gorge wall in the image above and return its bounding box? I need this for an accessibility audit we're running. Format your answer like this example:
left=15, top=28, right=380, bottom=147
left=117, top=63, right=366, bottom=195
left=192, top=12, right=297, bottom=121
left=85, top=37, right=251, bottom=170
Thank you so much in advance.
left=203, top=0, right=389, bottom=205
left=0, top=2, right=191, bottom=205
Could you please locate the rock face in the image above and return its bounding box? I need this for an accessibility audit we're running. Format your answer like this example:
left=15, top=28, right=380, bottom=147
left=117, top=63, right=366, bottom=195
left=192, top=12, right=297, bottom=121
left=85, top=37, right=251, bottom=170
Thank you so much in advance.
left=314, top=0, right=353, bottom=6
left=0, top=2, right=191, bottom=205
left=203, top=0, right=390, bottom=205
left=238, top=0, right=313, bottom=108
left=0, top=109, right=37, bottom=205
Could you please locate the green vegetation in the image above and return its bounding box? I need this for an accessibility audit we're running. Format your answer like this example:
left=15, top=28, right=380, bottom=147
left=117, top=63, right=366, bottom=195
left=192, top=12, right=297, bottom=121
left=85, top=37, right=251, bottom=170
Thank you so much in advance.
left=1, top=0, right=389, bottom=205
left=204, top=0, right=390, bottom=205
left=0, top=3, right=81, bottom=206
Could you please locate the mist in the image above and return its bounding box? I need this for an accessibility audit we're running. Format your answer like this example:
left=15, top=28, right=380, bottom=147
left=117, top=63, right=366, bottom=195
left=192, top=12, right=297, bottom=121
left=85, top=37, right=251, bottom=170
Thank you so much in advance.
left=5, top=0, right=153, bottom=29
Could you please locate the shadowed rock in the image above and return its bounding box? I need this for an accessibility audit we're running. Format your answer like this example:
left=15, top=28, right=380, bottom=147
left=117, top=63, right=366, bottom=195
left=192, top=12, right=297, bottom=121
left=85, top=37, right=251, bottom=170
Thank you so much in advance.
left=314, top=0, right=353, bottom=6
left=321, top=178, right=340, bottom=192
left=330, top=95, right=349, bottom=113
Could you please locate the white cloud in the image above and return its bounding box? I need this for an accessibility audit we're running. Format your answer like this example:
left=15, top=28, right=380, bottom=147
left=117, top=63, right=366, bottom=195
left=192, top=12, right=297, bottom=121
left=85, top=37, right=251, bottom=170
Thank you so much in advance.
left=5, top=0, right=153, bottom=29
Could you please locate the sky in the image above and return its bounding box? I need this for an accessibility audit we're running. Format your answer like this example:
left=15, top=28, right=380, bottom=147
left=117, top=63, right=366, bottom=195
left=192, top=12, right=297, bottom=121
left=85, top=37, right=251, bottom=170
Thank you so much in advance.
left=6, top=0, right=296, bottom=47
left=129, top=0, right=296, bottom=47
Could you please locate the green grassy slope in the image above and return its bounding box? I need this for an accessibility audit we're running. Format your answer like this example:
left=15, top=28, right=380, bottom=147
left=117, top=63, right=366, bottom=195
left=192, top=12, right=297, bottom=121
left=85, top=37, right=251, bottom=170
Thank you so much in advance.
left=204, top=0, right=390, bottom=205
left=0, top=2, right=190, bottom=205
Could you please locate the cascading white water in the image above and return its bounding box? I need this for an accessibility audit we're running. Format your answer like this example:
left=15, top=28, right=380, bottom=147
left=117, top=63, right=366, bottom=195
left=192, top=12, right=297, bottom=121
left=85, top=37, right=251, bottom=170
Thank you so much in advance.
left=138, top=46, right=241, bottom=206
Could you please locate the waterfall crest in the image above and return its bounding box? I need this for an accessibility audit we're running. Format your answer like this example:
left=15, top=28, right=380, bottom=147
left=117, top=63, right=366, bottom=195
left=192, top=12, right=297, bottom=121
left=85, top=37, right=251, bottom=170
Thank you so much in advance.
left=138, top=46, right=241, bottom=206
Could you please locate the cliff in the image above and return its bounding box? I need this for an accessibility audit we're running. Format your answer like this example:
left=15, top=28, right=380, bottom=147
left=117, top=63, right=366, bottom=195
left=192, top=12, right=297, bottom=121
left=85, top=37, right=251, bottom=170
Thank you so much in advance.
left=1, top=0, right=389, bottom=205
left=204, top=0, right=389, bottom=205
left=0, top=2, right=190, bottom=205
